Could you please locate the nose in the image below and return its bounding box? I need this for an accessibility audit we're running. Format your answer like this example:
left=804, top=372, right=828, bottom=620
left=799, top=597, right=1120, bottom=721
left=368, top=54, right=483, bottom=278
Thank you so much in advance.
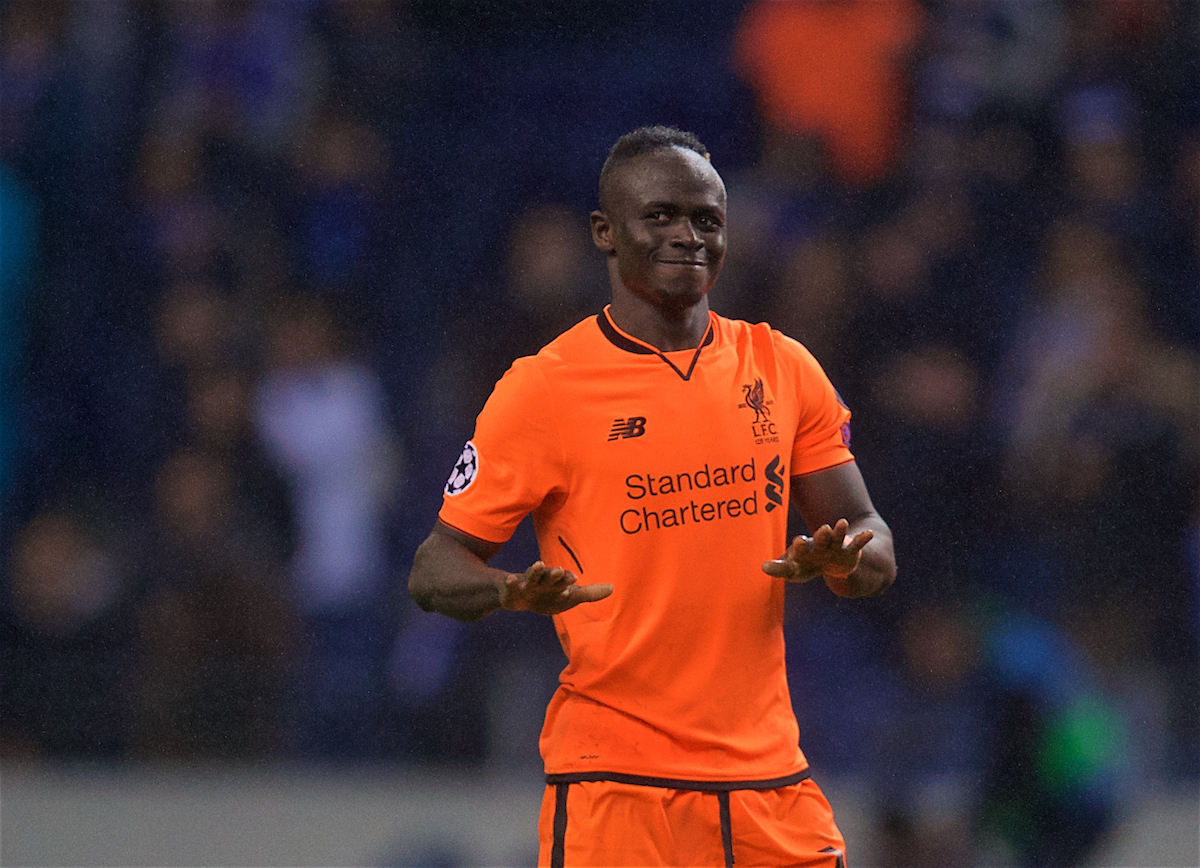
left=669, top=218, right=703, bottom=249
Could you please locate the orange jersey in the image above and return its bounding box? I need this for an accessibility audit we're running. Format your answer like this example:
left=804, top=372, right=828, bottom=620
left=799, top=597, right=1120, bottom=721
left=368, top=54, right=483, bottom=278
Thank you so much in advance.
left=439, top=307, right=853, bottom=782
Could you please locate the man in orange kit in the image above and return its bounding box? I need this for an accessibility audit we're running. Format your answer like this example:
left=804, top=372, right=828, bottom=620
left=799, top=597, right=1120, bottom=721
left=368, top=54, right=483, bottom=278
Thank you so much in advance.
left=408, top=126, right=896, bottom=867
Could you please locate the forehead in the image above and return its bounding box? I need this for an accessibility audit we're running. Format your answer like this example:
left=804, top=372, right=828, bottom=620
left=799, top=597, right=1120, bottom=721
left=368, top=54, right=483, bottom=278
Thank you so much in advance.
left=608, top=147, right=726, bottom=209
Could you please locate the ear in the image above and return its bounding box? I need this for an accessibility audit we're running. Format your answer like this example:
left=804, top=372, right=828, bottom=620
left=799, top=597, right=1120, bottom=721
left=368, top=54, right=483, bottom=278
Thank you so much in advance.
left=590, top=210, right=615, bottom=254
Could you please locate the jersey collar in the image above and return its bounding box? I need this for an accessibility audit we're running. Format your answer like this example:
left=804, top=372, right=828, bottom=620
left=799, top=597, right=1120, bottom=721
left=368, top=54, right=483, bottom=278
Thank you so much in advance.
left=596, top=305, right=715, bottom=382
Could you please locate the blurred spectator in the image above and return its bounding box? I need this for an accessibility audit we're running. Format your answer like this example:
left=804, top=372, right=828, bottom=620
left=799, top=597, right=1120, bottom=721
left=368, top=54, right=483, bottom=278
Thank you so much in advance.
left=857, top=342, right=996, bottom=608
left=154, top=0, right=326, bottom=158
left=154, top=279, right=234, bottom=373
left=870, top=602, right=989, bottom=868
left=252, top=295, right=401, bottom=757
left=133, top=132, right=232, bottom=283
left=720, top=133, right=845, bottom=322
left=1066, top=600, right=1175, bottom=792
left=734, top=0, right=925, bottom=188
left=289, top=107, right=389, bottom=295
left=784, top=596, right=897, bottom=778
left=315, top=0, right=428, bottom=127
left=502, top=203, right=607, bottom=353
left=186, top=368, right=250, bottom=453
left=915, top=0, right=1066, bottom=123
left=996, top=219, right=1200, bottom=517
left=152, top=274, right=292, bottom=539
left=1, top=509, right=131, bottom=757
left=992, top=221, right=1199, bottom=635
left=962, top=107, right=1057, bottom=312
left=1058, top=84, right=1142, bottom=207
left=763, top=233, right=857, bottom=384
left=1055, top=83, right=1173, bottom=290
left=0, top=0, right=68, bottom=162
left=979, top=609, right=1130, bottom=866
left=128, top=449, right=292, bottom=758
left=1061, top=0, right=1181, bottom=93
left=850, top=185, right=1001, bottom=371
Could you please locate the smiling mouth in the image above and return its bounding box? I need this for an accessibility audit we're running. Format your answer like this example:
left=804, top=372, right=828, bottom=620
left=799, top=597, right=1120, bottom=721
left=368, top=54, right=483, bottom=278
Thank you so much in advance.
left=657, top=259, right=707, bottom=266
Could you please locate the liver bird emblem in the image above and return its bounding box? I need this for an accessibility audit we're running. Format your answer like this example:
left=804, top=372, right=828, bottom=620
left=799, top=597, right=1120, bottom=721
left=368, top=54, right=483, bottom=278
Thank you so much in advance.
left=743, top=378, right=770, bottom=423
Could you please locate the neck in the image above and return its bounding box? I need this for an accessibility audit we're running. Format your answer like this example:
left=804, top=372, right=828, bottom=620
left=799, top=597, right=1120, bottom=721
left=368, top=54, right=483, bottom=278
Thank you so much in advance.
left=607, top=294, right=711, bottom=352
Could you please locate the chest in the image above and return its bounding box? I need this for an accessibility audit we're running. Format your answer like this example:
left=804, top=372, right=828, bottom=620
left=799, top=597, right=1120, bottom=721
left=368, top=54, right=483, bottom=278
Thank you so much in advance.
left=558, top=352, right=798, bottom=485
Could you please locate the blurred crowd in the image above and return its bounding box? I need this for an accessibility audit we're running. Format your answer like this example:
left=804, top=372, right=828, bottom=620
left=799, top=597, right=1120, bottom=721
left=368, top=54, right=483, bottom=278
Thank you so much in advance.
left=1, top=1, right=1198, bottom=865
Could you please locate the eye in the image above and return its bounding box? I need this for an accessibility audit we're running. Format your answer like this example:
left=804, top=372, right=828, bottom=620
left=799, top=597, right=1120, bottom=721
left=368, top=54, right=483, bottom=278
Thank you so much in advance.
left=646, top=211, right=670, bottom=224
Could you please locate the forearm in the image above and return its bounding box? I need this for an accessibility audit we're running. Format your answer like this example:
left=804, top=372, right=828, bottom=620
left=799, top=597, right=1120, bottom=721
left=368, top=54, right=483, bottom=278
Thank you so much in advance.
left=408, top=532, right=507, bottom=622
left=825, top=516, right=896, bottom=598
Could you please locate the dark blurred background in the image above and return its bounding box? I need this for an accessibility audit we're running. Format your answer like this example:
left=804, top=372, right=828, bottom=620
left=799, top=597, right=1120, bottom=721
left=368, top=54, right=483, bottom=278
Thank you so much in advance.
left=1, top=1, right=1198, bottom=866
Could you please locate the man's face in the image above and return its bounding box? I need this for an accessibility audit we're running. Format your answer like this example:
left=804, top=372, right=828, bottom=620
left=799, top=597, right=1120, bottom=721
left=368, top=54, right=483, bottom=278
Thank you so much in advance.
left=592, top=147, right=727, bottom=312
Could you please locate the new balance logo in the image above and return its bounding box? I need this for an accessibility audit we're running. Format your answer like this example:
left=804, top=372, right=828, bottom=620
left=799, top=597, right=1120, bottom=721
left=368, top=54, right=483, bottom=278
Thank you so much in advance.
left=608, top=417, right=646, bottom=440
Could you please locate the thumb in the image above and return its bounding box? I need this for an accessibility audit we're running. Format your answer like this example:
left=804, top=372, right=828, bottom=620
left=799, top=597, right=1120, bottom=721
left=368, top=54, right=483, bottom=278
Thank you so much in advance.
left=761, top=558, right=791, bottom=578
left=575, top=583, right=614, bottom=602
left=558, top=583, right=613, bottom=613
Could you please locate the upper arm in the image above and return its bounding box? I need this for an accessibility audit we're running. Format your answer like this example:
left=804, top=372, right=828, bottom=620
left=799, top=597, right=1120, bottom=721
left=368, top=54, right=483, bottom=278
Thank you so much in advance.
left=789, top=461, right=881, bottom=532
left=408, top=520, right=507, bottom=614
left=429, top=518, right=504, bottom=563
left=437, top=359, right=564, bottom=543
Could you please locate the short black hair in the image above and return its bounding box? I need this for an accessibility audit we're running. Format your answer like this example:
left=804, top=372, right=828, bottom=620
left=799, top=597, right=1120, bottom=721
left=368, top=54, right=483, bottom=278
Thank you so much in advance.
left=598, top=125, right=711, bottom=212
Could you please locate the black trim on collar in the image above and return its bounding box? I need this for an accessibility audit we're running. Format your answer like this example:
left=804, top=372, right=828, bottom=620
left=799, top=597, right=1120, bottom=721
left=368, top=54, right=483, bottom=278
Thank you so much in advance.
left=595, top=308, right=715, bottom=382
left=596, top=311, right=655, bottom=354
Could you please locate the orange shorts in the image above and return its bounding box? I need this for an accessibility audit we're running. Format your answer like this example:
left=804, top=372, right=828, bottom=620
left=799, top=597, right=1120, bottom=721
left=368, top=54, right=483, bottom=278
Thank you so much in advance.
left=537, top=772, right=847, bottom=867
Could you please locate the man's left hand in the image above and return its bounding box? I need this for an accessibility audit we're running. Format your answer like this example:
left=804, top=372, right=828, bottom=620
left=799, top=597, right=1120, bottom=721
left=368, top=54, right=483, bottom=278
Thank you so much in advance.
left=761, top=518, right=874, bottom=583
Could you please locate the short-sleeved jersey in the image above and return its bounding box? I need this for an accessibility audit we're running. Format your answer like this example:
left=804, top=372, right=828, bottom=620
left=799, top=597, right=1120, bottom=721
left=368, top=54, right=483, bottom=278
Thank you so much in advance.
left=439, top=307, right=853, bottom=783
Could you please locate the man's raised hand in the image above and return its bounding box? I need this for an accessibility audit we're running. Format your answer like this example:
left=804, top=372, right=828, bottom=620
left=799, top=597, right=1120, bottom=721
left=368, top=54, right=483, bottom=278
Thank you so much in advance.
left=499, top=561, right=614, bottom=615
left=761, top=518, right=874, bottom=584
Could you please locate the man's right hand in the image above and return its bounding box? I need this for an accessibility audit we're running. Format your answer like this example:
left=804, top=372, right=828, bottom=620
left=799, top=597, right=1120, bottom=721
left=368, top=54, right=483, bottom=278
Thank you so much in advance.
left=500, top=561, right=613, bottom=615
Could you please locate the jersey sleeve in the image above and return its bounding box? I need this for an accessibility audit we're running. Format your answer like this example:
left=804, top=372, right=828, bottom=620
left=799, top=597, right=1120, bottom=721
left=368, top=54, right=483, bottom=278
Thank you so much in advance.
left=783, top=335, right=854, bottom=477
left=438, top=357, right=565, bottom=544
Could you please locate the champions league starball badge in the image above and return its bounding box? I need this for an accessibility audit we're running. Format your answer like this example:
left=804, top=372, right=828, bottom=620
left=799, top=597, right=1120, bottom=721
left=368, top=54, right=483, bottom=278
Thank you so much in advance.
left=445, top=441, right=479, bottom=495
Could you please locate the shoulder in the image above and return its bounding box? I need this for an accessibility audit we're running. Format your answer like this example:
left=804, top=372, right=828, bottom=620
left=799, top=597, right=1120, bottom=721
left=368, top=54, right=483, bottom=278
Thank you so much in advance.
left=514, top=314, right=605, bottom=375
left=713, top=313, right=819, bottom=365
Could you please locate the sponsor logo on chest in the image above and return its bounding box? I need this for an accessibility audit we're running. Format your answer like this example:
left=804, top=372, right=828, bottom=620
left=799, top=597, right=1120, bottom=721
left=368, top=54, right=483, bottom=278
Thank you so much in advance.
left=618, top=454, right=786, bottom=535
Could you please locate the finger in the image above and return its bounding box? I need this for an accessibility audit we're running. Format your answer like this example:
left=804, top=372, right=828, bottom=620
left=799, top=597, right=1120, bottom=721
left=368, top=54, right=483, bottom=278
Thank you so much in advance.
left=529, top=564, right=567, bottom=588
left=542, top=566, right=577, bottom=589
left=788, top=535, right=813, bottom=557
left=546, top=570, right=577, bottom=591
left=812, top=524, right=834, bottom=548
left=764, top=558, right=819, bottom=582
left=831, top=518, right=850, bottom=546
left=845, top=529, right=874, bottom=552
left=500, top=573, right=525, bottom=609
